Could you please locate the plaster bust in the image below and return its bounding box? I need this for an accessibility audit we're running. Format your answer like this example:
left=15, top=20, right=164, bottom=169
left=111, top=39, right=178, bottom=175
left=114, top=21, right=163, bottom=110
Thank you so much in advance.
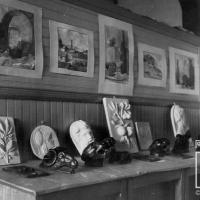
left=69, top=120, right=95, bottom=155
left=171, top=104, right=189, bottom=137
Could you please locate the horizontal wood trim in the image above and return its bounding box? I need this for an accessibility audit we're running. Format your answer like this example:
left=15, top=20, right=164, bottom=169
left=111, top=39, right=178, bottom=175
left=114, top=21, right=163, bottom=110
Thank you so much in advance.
left=1, top=86, right=200, bottom=108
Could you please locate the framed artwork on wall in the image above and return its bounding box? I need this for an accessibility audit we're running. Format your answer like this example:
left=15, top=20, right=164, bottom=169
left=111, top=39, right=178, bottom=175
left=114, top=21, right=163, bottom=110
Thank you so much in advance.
left=98, top=14, right=134, bottom=96
left=169, top=47, right=199, bottom=95
left=49, top=20, right=94, bottom=77
left=0, top=0, right=43, bottom=78
left=138, top=43, right=167, bottom=87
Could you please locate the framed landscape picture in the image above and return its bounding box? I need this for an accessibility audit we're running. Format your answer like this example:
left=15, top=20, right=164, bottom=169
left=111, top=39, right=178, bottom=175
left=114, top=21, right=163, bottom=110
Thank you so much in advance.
left=169, top=47, right=199, bottom=95
left=138, top=43, right=167, bottom=87
left=0, top=0, right=43, bottom=78
left=98, top=14, right=134, bottom=96
left=49, top=20, right=94, bottom=77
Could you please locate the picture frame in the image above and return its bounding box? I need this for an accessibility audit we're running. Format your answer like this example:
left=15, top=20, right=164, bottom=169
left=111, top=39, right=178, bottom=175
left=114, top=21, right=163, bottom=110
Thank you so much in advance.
left=0, top=0, right=43, bottom=78
left=49, top=20, right=94, bottom=78
left=138, top=43, right=167, bottom=87
left=98, top=14, right=134, bottom=96
left=135, top=121, right=153, bottom=151
left=169, top=47, right=199, bottom=95
left=103, top=97, right=139, bottom=153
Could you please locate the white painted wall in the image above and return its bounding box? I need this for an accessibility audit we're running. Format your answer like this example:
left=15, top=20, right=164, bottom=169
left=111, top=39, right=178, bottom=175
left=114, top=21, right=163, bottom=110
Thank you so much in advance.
left=118, top=0, right=182, bottom=27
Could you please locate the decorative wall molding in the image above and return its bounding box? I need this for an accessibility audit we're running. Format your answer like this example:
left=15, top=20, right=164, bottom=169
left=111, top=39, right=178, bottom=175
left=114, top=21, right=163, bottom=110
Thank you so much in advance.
left=1, top=86, right=200, bottom=109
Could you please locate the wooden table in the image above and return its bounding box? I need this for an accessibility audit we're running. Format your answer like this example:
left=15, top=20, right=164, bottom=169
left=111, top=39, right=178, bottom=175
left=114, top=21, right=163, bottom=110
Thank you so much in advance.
left=0, top=153, right=198, bottom=200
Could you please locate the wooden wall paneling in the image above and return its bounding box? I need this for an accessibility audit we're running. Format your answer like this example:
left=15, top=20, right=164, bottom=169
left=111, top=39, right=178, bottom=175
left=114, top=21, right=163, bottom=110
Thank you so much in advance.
left=187, top=107, right=200, bottom=139
left=6, top=99, right=15, bottom=117
left=96, top=103, right=105, bottom=128
left=67, top=102, right=75, bottom=125
left=14, top=100, right=24, bottom=158
left=36, top=101, right=43, bottom=127
left=0, top=99, right=7, bottom=116
left=62, top=102, right=70, bottom=131
left=14, top=100, right=22, bottom=120
left=74, top=102, right=86, bottom=122
left=56, top=102, right=64, bottom=145
left=50, top=102, right=59, bottom=132
left=22, top=100, right=32, bottom=161
left=86, top=103, right=98, bottom=126
left=0, top=98, right=198, bottom=159
left=43, top=101, right=51, bottom=126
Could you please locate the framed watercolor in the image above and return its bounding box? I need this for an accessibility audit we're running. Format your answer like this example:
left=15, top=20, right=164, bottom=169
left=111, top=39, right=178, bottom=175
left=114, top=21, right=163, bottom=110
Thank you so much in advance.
left=138, top=43, right=167, bottom=87
left=98, top=14, right=134, bottom=96
left=169, top=47, right=199, bottom=95
left=103, top=97, right=139, bottom=153
left=0, top=0, right=43, bottom=78
left=49, top=20, right=94, bottom=77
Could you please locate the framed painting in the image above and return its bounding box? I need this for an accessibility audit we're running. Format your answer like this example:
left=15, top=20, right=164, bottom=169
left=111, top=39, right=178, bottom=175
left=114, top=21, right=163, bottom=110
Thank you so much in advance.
left=98, top=14, right=134, bottom=96
left=0, top=0, right=43, bottom=78
left=169, top=47, right=199, bottom=95
left=103, top=97, right=139, bottom=153
left=138, top=43, right=167, bottom=87
left=49, top=20, right=94, bottom=77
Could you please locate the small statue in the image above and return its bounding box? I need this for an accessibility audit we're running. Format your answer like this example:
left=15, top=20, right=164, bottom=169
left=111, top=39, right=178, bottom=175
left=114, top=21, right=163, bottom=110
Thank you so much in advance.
left=171, top=103, right=191, bottom=153
left=69, top=120, right=115, bottom=167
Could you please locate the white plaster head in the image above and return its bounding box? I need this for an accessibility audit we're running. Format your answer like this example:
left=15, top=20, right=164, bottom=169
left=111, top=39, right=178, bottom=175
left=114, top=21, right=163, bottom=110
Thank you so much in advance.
left=69, top=120, right=94, bottom=155
left=171, top=104, right=189, bottom=137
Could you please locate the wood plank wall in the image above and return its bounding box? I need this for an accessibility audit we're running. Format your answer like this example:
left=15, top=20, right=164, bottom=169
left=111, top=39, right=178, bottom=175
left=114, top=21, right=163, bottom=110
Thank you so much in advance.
left=0, top=0, right=199, bottom=160
left=0, top=98, right=199, bottom=160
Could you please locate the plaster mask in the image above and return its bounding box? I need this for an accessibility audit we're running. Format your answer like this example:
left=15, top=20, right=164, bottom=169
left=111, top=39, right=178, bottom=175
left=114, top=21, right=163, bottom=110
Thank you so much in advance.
left=171, top=104, right=189, bottom=137
left=69, top=120, right=95, bottom=155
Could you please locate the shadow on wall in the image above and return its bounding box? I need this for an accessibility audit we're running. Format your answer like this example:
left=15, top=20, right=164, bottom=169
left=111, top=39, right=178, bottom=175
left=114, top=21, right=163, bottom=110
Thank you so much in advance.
left=117, top=0, right=182, bottom=27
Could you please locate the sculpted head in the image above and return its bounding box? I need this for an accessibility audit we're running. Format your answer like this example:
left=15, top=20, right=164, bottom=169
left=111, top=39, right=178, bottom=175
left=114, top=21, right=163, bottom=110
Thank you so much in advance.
left=172, top=105, right=189, bottom=136
left=69, top=120, right=94, bottom=155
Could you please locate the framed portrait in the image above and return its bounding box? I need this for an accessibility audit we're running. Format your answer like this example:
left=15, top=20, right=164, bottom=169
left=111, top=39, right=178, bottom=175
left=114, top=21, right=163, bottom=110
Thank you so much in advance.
left=138, top=43, right=167, bottom=87
left=0, top=0, right=43, bottom=78
left=98, top=14, right=134, bottom=96
left=169, top=47, right=199, bottom=95
left=49, top=20, right=94, bottom=77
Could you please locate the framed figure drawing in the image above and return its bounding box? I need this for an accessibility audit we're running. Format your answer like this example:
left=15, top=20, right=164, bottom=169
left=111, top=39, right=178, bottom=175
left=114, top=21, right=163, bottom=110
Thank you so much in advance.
left=0, top=0, right=43, bottom=78
left=49, top=20, right=94, bottom=77
left=98, top=15, right=134, bottom=96
left=138, top=43, right=167, bottom=87
left=169, top=47, right=199, bottom=95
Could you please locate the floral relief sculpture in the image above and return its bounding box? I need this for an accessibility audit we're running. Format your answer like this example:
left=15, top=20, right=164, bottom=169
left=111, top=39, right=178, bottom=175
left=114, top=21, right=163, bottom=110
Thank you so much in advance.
left=103, top=98, right=138, bottom=153
left=0, top=117, right=20, bottom=165
left=109, top=101, right=133, bottom=148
